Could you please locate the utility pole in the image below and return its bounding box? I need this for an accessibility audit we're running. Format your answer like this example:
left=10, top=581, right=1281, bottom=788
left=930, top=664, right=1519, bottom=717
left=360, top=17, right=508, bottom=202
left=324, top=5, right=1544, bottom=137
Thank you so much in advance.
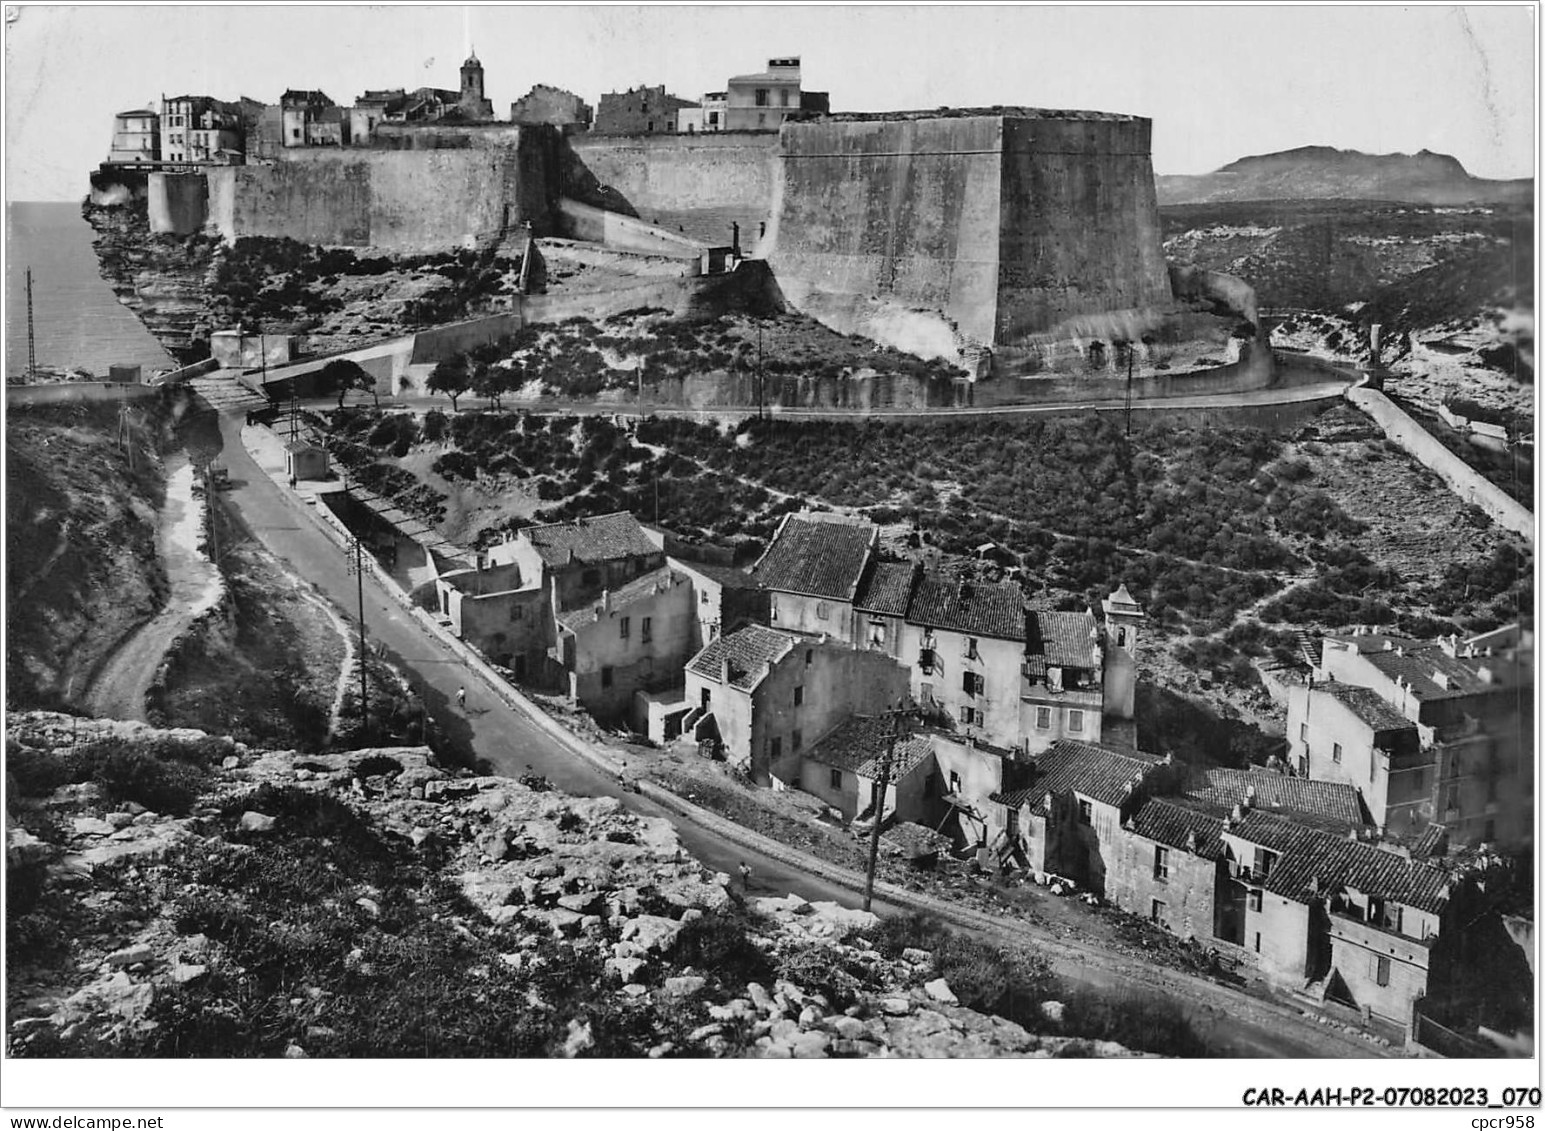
left=1124, top=343, right=1134, bottom=438
left=25, top=268, right=37, bottom=383
left=863, top=700, right=919, bottom=912
left=757, top=322, right=765, bottom=422
left=345, top=536, right=370, bottom=737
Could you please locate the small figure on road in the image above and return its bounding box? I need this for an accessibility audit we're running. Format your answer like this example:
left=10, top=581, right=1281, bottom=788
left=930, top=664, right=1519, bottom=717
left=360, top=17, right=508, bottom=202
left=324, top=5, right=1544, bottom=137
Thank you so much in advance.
left=737, top=861, right=751, bottom=892
left=456, top=685, right=467, bottom=710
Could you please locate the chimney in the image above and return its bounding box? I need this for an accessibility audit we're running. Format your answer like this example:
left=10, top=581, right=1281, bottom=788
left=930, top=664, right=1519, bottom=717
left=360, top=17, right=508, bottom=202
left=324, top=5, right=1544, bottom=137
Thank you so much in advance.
left=1232, top=804, right=1244, bottom=822
left=721, top=657, right=732, bottom=685
left=602, top=589, right=611, bottom=612
left=1185, top=830, right=1199, bottom=853
left=1245, top=784, right=1256, bottom=803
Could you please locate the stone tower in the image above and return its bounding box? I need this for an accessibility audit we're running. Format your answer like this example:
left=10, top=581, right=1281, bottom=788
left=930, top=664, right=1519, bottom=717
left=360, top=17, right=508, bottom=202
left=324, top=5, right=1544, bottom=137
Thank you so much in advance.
left=1101, top=582, right=1145, bottom=721
left=459, top=51, right=494, bottom=120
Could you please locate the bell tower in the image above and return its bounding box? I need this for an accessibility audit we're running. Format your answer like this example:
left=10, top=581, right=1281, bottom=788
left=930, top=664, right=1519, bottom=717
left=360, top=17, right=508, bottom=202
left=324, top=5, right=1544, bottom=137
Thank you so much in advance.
left=1101, top=582, right=1145, bottom=721
left=459, top=50, right=493, bottom=120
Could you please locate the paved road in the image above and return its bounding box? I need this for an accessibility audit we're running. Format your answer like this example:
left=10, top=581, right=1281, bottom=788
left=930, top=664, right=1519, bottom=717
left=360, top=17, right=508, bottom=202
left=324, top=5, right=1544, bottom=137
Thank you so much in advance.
left=210, top=403, right=1381, bottom=1059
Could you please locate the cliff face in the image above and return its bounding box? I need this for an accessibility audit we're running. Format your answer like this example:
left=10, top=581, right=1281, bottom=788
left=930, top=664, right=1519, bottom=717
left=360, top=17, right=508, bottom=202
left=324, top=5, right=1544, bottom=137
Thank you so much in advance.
left=82, top=198, right=219, bottom=364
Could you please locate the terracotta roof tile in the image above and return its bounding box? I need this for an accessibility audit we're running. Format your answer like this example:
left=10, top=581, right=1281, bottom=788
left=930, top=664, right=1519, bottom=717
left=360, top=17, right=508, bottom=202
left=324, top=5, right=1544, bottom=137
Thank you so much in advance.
left=687, top=624, right=795, bottom=690
left=991, top=739, right=1164, bottom=810
left=1184, top=767, right=1368, bottom=830
left=907, top=574, right=1025, bottom=641
left=557, top=567, right=682, bottom=631
left=1128, top=798, right=1227, bottom=860
left=521, top=512, right=659, bottom=569
left=1027, top=609, right=1100, bottom=669
left=750, top=514, right=875, bottom=601
left=1317, top=683, right=1415, bottom=732
left=804, top=715, right=934, bottom=780
left=1226, top=810, right=1451, bottom=914
left=854, top=560, right=918, bottom=616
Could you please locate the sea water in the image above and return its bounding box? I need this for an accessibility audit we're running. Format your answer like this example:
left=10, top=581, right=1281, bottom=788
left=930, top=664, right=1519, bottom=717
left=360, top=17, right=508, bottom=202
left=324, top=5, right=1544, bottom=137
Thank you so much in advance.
left=5, top=200, right=174, bottom=379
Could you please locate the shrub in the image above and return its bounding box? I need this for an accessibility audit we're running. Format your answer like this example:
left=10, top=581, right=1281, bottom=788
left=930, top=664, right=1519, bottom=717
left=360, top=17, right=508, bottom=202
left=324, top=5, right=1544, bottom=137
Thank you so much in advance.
left=6, top=740, right=73, bottom=797
left=88, top=743, right=208, bottom=816
left=671, top=911, right=775, bottom=989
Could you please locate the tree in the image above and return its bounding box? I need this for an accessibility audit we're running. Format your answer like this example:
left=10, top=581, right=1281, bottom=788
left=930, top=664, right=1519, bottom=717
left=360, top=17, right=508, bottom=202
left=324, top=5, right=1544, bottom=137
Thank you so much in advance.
left=322, top=358, right=375, bottom=409
left=427, top=357, right=471, bottom=412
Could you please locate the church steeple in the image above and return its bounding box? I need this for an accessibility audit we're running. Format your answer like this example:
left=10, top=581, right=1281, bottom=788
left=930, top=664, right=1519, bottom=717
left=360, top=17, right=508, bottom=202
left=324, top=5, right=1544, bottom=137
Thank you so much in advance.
left=458, top=48, right=493, bottom=120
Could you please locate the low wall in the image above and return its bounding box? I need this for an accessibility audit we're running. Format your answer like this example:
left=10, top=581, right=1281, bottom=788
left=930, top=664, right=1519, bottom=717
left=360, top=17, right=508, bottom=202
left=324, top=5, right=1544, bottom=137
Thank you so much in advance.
left=974, top=339, right=1275, bottom=407
left=556, top=198, right=705, bottom=262
left=409, top=313, right=525, bottom=365
left=148, top=173, right=210, bottom=236
left=5, top=381, right=163, bottom=408
left=1347, top=387, right=1533, bottom=541
left=154, top=357, right=220, bottom=386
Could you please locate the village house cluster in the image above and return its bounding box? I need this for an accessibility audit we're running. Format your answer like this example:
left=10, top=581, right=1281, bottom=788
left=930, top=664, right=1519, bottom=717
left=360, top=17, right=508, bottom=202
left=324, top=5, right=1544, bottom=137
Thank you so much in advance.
left=423, top=503, right=1531, bottom=1044
left=104, top=54, right=830, bottom=169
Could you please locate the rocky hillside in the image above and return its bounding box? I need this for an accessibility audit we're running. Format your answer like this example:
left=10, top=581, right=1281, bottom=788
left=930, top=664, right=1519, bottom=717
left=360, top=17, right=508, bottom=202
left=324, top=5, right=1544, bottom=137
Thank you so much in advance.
left=6, top=714, right=1160, bottom=1059
left=1158, top=147, right=1532, bottom=206
left=5, top=396, right=179, bottom=709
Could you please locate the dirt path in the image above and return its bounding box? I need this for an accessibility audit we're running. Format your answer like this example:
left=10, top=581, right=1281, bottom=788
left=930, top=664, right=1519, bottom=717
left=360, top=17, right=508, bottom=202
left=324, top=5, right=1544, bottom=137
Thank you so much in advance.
left=83, top=453, right=224, bottom=721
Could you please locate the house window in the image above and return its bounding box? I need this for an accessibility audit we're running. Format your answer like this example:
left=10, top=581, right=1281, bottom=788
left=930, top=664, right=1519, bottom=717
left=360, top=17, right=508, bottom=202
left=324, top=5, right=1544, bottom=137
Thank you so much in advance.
left=816, top=601, right=829, bottom=620
left=641, top=617, right=652, bottom=643
left=1254, top=848, right=1278, bottom=880
left=1374, top=956, right=1391, bottom=987
left=869, top=620, right=887, bottom=647
left=1153, top=846, right=1170, bottom=882
left=1068, top=710, right=1084, bottom=734
left=779, top=88, right=790, bottom=107
left=805, top=649, right=813, bottom=666
left=770, top=596, right=779, bottom=622
left=793, top=729, right=802, bottom=751
left=511, top=604, right=523, bottom=622
left=1370, top=754, right=1376, bottom=783
left=601, top=666, right=614, bottom=689
left=1151, top=899, right=1166, bottom=923
left=1077, top=799, right=1092, bottom=824
left=771, top=737, right=782, bottom=760
left=794, top=685, right=804, bottom=706
left=700, top=591, right=709, bottom=604
left=758, top=113, right=766, bottom=127
left=1248, top=888, right=1263, bottom=912
left=1117, top=627, right=1127, bottom=648
left=1035, top=706, right=1051, bottom=729
left=919, top=647, right=936, bottom=673
left=830, top=768, right=842, bottom=789
left=755, top=88, right=769, bottom=106
left=701, top=688, right=711, bottom=709
left=1253, top=932, right=1262, bottom=954
left=962, top=671, right=984, bottom=697
left=620, top=616, right=630, bottom=640
left=966, top=637, right=980, bottom=660
left=1332, top=742, right=1342, bottom=763
left=949, top=771, right=961, bottom=794
left=1299, top=723, right=1308, bottom=741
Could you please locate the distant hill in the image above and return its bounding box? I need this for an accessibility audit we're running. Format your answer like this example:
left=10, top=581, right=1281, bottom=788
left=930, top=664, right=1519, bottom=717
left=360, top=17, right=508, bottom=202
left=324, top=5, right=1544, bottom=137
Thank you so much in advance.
left=1158, top=146, right=1533, bottom=206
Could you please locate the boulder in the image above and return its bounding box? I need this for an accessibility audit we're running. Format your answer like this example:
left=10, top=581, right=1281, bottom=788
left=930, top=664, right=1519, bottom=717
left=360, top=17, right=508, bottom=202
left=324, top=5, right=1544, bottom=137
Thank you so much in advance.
left=52, top=971, right=153, bottom=1026
left=221, top=755, right=241, bottom=770
left=562, top=1019, right=594, bottom=1058
left=72, top=817, right=116, bottom=838
left=708, top=999, right=752, bottom=1022
left=283, top=1043, right=307, bottom=1059
left=556, top=891, right=602, bottom=914
left=832, top=1016, right=868, bottom=1040
left=622, top=984, right=648, bottom=998
left=880, top=997, right=912, bottom=1016
left=658, top=875, right=731, bottom=913
left=901, top=948, right=933, bottom=966
left=605, top=956, right=647, bottom=983
left=747, top=982, right=776, bottom=1013
left=924, top=979, right=958, bottom=1005
left=104, top=944, right=155, bottom=969
left=106, top=812, right=134, bottom=830
left=620, top=915, right=683, bottom=955
left=355, top=897, right=381, bottom=918
left=238, top=812, right=276, bottom=834
left=1039, top=1000, right=1066, bottom=1024
left=6, top=827, right=52, bottom=867
left=790, top=1031, right=830, bottom=1059
left=662, top=975, right=706, bottom=998
left=688, top=1023, right=723, bottom=1043
left=170, top=963, right=208, bottom=985
left=798, top=1005, right=823, bottom=1027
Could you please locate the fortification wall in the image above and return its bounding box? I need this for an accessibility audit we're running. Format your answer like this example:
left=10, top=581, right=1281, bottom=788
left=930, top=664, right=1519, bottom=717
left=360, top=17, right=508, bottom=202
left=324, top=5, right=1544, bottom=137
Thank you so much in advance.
left=207, top=139, right=550, bottom=251
left=6, top=381, right=162, bottom=408
left=564, top=132, right=780, bottom=217
left=996, top=116, right=1172, bottom=343
left=147, top=173, right=209, bottom=236
left=1347, top=387, right=1533, bottom=541
left=766, top=116, right=1006, bottom=362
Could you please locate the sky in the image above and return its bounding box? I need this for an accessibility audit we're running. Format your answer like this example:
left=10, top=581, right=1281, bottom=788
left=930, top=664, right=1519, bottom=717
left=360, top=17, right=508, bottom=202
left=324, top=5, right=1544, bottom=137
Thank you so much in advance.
left=1, top=3, right=1537, bottom=201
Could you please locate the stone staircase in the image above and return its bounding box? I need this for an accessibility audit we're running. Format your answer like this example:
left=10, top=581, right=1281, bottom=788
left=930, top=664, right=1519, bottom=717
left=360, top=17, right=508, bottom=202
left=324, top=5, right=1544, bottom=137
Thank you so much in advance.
left=187, top=371, right=271, bottom=415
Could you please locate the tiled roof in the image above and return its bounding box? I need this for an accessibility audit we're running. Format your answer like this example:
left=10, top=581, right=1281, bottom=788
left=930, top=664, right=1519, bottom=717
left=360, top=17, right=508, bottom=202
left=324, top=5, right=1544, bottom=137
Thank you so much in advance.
left=907, top=574, right=1025, bottom=641
left=991, top=739, right=1164, bottom=810
left=854, top=560, right=917, bottom=616
left=1127, top=797, right=1227, bottom=860
left=1325, top=635, right=1519, bottom=700
left=687, top=624, right=795, bottom=690
left=521, top=512, right=659, bottom=568
left=557, top=567, right=681, bottom=631
left=1026, top=609, right=1100, bottom=669
left=750, top=514, right=875, bottom=601
left=804, top=715, right=934, bottom=780
left=1184, top=767, right=1368, bottom=830
left=1225, top=810, right=1451, bottom=914
left=1317, top=682, right=1414, bottom=732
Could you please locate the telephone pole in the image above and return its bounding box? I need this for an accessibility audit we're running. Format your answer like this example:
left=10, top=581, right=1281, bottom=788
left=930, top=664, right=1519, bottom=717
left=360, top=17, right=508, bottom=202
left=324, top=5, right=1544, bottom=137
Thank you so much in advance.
left=863, top=700, right=920, bottom=912
left=756, top=322, right=765, bottom=422
left=345, top=536, right=370, bottom=736
left=25, top=268, right=37, bottom=382
left=1124, top=343, right=1134, bottom=438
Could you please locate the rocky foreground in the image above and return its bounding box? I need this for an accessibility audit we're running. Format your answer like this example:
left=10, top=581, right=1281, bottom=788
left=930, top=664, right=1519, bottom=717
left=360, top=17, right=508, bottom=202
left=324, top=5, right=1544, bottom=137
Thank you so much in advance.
left=5, top=713, right=1153, bottom=1059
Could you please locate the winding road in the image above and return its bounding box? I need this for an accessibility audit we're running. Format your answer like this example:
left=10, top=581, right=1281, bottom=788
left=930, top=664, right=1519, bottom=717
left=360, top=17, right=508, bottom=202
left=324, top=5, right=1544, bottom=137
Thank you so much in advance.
left=192, top=388, right=1389, bottom=1059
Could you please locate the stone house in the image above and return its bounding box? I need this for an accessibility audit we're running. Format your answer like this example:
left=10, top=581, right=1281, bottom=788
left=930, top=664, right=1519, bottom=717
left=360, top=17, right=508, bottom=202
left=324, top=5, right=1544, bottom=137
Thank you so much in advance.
left=109, top=108, right=160, bottom=164
left=1020, top=607, right=1106, bottom=753
left=487, top=512, right=666, bottom=613
left=852, top=559, right=918, bottom=661
left=724, top=57, right=804, bottom=131
left=283, top=441, right=329, bottom=482
left=682, top=624, right=909, bottom=784
left=751, top=511, right=877, bottom=642
left=279, top=89, right=335, bottom=148
left=668, top=556, right=767, bottom=653
left=593, top=84, right=698, bottom=135
left=350, top=89, right=407, bottom=146
left=1291, top=625, right=1534, bottom=847
left=553, top=567, right=695, bottom=724
left=901, top=574, right=1027, bottom=749
left=161, top=95, right=243, bottom=164
left=433, top=561, right=550, bottom=680
left=510, top=84, right=593, bottom=131
left=799, top=714, right=936, bottom=822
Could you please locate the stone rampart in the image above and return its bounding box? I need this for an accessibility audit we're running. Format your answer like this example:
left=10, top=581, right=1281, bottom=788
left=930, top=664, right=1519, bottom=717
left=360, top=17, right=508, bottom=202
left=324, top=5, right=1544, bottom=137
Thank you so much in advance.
left=147, top=173, right=209, bottom=237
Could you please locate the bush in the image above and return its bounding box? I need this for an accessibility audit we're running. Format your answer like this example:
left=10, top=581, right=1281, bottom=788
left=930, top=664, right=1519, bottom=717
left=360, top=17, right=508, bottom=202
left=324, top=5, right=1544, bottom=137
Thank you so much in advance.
left=85, top=742, right=209, bottom=816
left=672, top=911, right=775, bottom=989
left=6, top=739, right=73, bottom=797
